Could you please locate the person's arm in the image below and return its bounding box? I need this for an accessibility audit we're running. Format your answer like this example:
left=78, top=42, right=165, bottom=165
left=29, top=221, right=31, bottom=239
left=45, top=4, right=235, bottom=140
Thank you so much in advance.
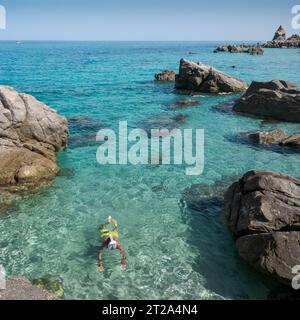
left=117, top=243, right=126, bottom=271
left=98, top=245, right=105, bottom=272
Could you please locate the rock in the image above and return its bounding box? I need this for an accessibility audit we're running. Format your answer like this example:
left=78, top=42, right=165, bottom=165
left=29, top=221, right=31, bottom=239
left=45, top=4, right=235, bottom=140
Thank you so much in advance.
left=214, top=44, right=264, bottom=55
left=0, top=277, right=58, bottom=300
left=233, top=80, right=300, bottom=122
left=68, top=115, right=104, bottom=134
left=154, top=70, right=176, bottom=82
left=236, top=232, right=300, bottom=285
left=273, top=25, right=286, bottom=42
left=57, top=168, right=75, bottom=177
left=169, top=99, right=200, bottom=109
left=224, top=170, right=300, bottom=286
left=263, top=27, right=300, bottom=48
left=281, top=134, right=300, bottom=149
left=32, top=276, right=64, bottom=299
left=247, top=129, right=290, bottom=145
left=0, top=86, right=68, bottom=198
left=175, top=59, right=247, bottom=94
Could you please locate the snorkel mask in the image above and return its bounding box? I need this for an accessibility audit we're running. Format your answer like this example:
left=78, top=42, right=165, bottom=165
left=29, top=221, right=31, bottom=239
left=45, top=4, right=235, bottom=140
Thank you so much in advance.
left=108, top=235, right=117, bottom=250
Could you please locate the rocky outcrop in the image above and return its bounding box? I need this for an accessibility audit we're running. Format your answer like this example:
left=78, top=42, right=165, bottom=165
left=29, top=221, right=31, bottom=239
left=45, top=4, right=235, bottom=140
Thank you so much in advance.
left=0, top=86, right=68, bottom=196
left=273, top=25, right=286, bottom=42
left=175, top=59, right=247, bottom=94
left=154, top=70, right=176, bottom=82
left=233, top=80, right=300, bottom=122
left=0, top=277, right=59, bottom=300
left=244, top=129, right=300, bottom=149
left=247, top=129, right=289, bottom=145
left=214, top=45, right=264, bottom=55
left=224, top=170, right=300, bottom=286
left=263, top=26, right=300, bottom=48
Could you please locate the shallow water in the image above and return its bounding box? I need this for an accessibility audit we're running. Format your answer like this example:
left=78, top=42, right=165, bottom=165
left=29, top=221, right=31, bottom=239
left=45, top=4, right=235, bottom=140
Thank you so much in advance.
left=0, top=41, right=300, bottom=299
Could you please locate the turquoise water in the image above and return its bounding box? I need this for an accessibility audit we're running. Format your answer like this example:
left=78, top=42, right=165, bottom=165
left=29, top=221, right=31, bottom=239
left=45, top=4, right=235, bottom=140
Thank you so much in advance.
left=0, top=41, right=300, bottom=299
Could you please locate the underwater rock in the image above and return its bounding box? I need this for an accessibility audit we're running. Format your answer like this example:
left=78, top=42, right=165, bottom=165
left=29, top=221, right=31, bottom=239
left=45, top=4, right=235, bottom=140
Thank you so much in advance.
left=182, top=176, right=237, bottom=211
left=68, top=133, right=100, bottom=149
left=224, top=170, right=300, bottom=286
left=168, top=99, right=200, bottom=109
left=57, top=168, right=75, bottom=177
left=233, top=80, right=300, bottom=122
left=139, top=113, right=188, bottom=137
left=154, top=70, right=176, bottom=82
left=0, top=277, right=58, bottom=300
left=32, top=276, right=64, bottom=299
left=0, top=86, right=68, bottom=197
left=68, top=115, right=104, bottom=134
left=175, top=59, right=247, bottom=94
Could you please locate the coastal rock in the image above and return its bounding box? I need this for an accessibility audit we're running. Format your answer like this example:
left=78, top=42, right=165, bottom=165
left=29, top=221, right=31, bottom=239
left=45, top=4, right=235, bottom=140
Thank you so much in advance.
left=273, top=25, right=286, bottom=42
left=233, top=80, right=300, bottom=122
left=154, top=70, right=176, bottom=82
left=224, top=170, right=300, bottom=285
left=263, top=26, right=300, bottom=48
left=0, top=86, right=68, bottom=195
left=175, top=59, right=247, bottom=94
left=214, top=45, right=264, bottom=55
left=0, top=277, right=58, bottom=300
left=247, top=129, right=290, bottom=145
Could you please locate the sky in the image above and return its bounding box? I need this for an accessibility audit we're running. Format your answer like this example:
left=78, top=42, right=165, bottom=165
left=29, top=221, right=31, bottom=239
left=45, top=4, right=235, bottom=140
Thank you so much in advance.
left=0, top=0, right=299, bottom=41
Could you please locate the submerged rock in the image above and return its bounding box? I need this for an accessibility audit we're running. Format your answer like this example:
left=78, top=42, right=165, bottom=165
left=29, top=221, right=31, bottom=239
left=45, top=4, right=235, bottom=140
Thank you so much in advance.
left=32, top=276, right=64, bottom=299
left=175, top=59, right=247, bottom=94
left=0, top=86, right=68, bottom=198
left=154, top=70, right=176, bottom=82
left=139, top=113, right=188, bottom=137
left=68, top=115, right=104, bottom=134
left=0, top=277, right=58, bottom=300
left=224, top=170, right=300, bottom=286
left=168, top=99, right=200, bottom=109
left=233, top=80, right=300, bottom=122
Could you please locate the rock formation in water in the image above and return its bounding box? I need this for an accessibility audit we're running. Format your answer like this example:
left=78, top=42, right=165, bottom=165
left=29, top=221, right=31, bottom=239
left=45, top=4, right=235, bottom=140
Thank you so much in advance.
left=154, top=70, right=176, bottom=82
left=224, top=170, right=300, bottom=286
left=233, top=80, right=300, bottom=122
left=214, top=44, right=264, bottom=55
left=239, top=129, right=300, bottom=149
left=0, top=86, right=68, bottom=200
left=175, top=59, right=248, bottom=94
left=263, top=26, right=300, bottom=48
left=273, top=25, right=286, bottom=42
left=0, top=277, right=59, bottom=300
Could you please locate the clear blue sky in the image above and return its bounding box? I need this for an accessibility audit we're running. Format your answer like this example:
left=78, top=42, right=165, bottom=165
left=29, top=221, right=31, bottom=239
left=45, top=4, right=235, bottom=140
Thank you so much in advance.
left=0, top=0, right=298, bottom=40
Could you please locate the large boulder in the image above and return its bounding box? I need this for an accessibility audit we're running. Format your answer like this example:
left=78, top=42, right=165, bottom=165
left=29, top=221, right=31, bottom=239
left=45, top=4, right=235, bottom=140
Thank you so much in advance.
left=233, top=80, right=300, bottom=122
left=273, top=26, right=286, bottom=42
left=0, top=86, right=68, bottom=195
left=175, top=59, right=248, bottom=94
left=224, top=170, right=300, bottom=286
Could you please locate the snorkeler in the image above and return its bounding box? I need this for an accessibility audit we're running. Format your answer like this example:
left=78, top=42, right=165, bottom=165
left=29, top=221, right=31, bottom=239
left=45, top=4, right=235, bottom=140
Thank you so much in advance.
left=98, top=216, right=126, bottom=272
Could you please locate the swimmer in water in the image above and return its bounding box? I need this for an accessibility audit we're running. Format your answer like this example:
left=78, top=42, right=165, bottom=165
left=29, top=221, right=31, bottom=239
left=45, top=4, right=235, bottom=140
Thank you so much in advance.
left=98, top=216, right=126, bottom=272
